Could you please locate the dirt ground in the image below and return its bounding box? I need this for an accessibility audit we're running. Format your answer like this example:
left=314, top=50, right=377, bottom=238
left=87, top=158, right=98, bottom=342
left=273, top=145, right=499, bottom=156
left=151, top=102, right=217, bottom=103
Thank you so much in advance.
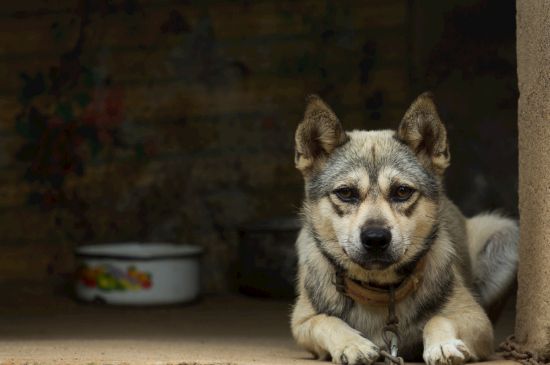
left=0, top=281, right=517, bottom=365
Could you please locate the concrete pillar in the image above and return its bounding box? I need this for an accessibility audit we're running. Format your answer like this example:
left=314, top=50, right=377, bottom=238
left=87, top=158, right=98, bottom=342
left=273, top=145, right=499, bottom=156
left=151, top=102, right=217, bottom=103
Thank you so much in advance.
left=516, top=0, right=550, bottom=357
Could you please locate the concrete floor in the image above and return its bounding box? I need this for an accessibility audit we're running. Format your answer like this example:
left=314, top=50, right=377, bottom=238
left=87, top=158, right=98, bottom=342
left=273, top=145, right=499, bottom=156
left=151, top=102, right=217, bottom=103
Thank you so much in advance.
left=0, top=282, right=517, bottom=365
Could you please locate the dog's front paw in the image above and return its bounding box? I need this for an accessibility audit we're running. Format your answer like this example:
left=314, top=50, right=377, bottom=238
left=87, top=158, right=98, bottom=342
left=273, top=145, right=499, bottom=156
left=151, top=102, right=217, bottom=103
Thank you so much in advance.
left=330, top=334, right=380, bottom=365
left=423, top=339, right=472, bottom=365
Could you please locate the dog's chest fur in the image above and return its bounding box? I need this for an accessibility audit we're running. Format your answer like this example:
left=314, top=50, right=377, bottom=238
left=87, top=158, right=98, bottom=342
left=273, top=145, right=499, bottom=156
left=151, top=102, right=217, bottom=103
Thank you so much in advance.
left=298, top=218, right=460, bottom=360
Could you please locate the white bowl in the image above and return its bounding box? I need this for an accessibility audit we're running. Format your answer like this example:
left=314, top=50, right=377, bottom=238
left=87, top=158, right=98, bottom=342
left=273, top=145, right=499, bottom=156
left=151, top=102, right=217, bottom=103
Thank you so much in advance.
left=74, top=243, right=202, bottom=305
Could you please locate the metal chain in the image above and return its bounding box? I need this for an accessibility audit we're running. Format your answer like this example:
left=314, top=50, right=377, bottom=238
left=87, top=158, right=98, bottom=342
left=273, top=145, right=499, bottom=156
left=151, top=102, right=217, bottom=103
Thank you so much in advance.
left=498, top=336, right=550, bottom=365
left=380, top=286, right=405, bottom=365
left=334, top=270, right=405, bottom=365
left=332, top=266, right=347, bottom=294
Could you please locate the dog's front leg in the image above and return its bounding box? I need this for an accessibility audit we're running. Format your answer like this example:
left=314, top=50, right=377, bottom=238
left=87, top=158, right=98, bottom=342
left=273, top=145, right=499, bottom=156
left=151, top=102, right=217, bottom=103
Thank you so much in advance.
left=422, top=285, right=493, bottom=365
left=292, top=294, right=380, bottom=365
left=423, top=316, right=473, bottom=365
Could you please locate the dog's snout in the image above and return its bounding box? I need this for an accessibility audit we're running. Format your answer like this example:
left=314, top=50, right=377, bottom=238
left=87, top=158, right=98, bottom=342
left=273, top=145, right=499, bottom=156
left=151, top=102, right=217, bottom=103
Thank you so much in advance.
left=360, top=227, right=392, bottom=250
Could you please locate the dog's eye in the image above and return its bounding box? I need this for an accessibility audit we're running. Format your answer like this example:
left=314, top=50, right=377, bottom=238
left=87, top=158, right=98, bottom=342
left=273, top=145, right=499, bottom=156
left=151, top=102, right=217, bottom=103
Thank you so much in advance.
left=391, top=185, right=415, bottom=202
left=333, top=187, right=359, bottom=203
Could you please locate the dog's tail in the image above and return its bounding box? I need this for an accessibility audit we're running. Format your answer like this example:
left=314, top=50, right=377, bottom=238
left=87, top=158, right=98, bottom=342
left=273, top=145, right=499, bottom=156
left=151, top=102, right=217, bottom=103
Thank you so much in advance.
left=466, top=212, right=518, bottom=321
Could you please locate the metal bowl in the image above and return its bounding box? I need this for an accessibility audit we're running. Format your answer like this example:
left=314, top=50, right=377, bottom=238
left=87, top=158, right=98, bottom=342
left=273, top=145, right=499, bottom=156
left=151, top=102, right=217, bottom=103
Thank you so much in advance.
left=237, top=217, right=300, bottom=298
left=75, top=243, right=202, bottom=305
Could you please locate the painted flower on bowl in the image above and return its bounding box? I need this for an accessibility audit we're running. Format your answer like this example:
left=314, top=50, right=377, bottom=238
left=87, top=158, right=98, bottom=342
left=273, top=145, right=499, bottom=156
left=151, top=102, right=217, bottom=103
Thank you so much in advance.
left=77, top=264, right=152, bottom=291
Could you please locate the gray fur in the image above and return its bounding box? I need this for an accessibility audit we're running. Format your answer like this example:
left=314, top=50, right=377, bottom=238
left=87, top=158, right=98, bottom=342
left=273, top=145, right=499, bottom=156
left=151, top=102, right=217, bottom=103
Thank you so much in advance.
left=472, top=223, right=518, bottom=308
left=307, top=132, right=440, bottom=202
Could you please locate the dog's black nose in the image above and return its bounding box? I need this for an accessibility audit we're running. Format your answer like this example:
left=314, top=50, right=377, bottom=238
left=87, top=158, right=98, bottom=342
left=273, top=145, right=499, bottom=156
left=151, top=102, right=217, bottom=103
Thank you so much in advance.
left=360, top=227, right=392, bottom=250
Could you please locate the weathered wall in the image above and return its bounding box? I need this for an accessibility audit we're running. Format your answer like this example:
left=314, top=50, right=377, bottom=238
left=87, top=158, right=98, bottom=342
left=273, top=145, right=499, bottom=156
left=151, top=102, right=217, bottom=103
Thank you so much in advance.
left=0, top=0, right=412, bottom=291
left=516, top=0, right=550, bottom=356
left=0, top=0, right=519, bottom=294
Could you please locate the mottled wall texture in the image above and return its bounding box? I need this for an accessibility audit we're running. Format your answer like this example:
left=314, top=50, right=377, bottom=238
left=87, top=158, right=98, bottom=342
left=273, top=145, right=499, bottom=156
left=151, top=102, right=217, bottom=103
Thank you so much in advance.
left=516, top=0, right=550, bottom=357
left=0, top=0, right=517, bottom=292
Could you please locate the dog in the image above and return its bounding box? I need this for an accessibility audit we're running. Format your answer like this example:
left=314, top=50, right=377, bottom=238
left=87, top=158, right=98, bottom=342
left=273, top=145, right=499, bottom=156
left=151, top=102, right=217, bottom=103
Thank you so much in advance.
left=290, top=93, right=518, bottom=365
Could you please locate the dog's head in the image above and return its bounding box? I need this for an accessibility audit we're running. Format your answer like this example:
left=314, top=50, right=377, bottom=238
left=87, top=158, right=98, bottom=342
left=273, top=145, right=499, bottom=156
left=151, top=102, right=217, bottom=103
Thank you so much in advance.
left=295, top=93, right=449, bottom=271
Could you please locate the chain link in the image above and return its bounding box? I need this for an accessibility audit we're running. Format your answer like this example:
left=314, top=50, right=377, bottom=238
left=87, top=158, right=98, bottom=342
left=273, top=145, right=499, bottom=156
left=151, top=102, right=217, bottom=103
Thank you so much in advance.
left=335, top=270, right=406, bottom=365
left=498, top=336, right=550, bottom=365
left=381, top=286, right=405, bottom=365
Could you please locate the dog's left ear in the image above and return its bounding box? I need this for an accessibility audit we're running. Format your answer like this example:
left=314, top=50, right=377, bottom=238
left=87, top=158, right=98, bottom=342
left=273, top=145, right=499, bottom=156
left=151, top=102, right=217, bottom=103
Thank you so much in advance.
left=397, top=92, right=450, bottom=175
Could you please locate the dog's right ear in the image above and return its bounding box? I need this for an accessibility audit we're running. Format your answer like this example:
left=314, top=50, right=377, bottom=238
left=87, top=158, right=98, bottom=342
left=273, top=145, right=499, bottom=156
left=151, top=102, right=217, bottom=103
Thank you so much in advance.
left=294, top=95, right=348, bottom=174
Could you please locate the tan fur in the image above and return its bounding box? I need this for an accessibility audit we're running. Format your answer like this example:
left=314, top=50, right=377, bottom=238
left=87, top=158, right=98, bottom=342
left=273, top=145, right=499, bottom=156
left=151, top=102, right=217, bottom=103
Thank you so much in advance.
left=290, top=93, right=517, bottom=365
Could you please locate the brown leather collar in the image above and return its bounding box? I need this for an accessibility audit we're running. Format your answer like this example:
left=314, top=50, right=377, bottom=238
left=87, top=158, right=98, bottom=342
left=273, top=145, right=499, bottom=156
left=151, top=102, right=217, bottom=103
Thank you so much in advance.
left=343, top=256, right=428, bottom=307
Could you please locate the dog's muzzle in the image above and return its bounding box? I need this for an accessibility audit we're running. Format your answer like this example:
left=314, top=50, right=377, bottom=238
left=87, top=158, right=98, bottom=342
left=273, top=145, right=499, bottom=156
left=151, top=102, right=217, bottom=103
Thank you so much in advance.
left=361, top=226, right=392, bottom=252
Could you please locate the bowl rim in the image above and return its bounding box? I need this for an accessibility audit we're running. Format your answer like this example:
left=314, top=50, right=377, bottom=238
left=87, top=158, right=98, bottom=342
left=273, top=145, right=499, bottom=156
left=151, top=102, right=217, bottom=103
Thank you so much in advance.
left=75, top=242, right=203, bottom=261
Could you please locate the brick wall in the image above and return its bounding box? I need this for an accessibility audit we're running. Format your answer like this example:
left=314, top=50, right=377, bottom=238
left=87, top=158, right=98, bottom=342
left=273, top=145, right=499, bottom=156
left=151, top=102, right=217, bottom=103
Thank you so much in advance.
left=0, top=0, right=412, bottom=291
